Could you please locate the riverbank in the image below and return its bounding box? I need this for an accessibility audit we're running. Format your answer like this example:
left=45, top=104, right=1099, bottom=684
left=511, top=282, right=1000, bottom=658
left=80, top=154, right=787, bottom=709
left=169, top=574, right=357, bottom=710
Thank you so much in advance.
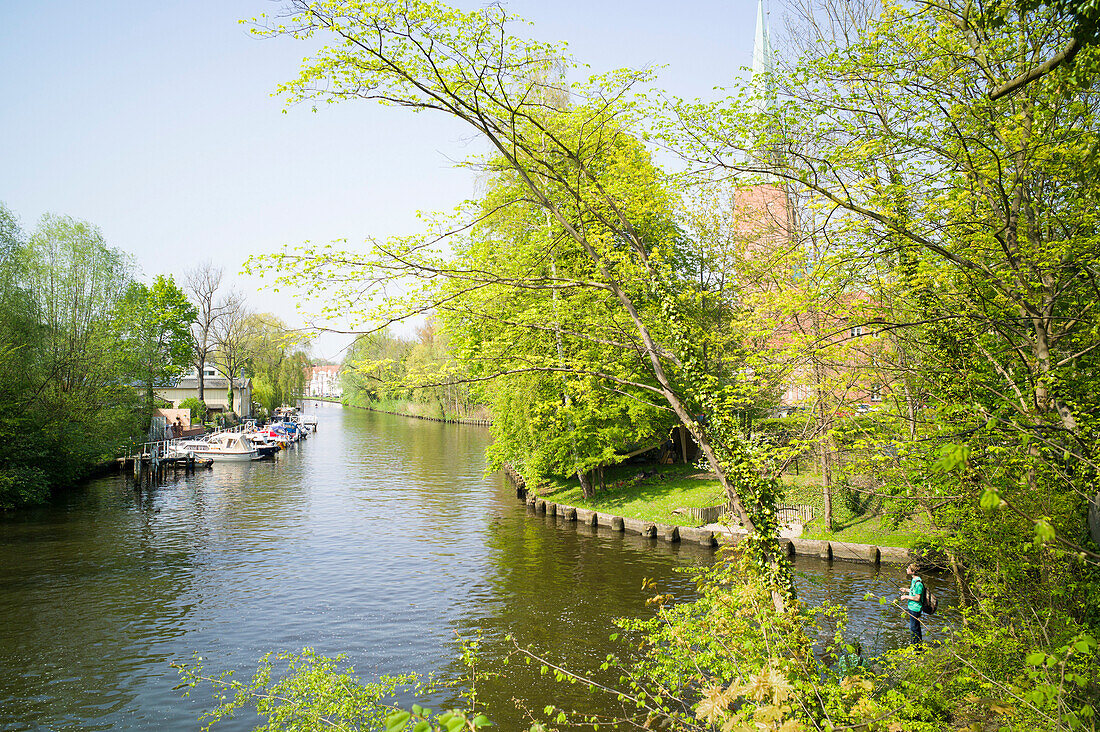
left=513, top=486, right=913, bottom=564
left=348, top=406, right=923, bottom=563
left=514, top=462, right=925, bottom=563
left=338, top=398, right=492, bottom=426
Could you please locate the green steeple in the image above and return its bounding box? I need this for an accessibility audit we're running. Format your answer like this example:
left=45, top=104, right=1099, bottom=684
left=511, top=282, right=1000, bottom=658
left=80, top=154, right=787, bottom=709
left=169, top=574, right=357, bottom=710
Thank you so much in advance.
left=752, top=0, right=775, bottom=114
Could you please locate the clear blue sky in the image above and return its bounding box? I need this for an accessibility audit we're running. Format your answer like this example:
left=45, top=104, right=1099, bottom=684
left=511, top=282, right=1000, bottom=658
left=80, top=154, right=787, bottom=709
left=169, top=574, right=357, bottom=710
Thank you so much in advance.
left=0, top=0, right=776, bottom=360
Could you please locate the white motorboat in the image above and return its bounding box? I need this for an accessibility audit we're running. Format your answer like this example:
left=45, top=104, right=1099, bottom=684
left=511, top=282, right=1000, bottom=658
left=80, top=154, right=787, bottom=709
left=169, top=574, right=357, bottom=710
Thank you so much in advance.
left=182, top=432, right=262, bottom=462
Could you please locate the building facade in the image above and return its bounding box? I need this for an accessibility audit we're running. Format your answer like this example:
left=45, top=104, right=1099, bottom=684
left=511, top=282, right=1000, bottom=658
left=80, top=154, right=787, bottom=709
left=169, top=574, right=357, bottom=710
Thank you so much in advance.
left=155, top=364, right=254, bottom=417
left=308, top=365, right=342, bottom=398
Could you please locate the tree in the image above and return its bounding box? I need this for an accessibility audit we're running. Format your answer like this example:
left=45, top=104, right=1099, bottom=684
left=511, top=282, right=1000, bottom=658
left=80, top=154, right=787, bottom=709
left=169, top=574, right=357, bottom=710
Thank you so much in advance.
left=251, top=0, right=796, bottom=607
left=0, top=211, right=142, bottom=502
left=0, top=202, right=50, bottom=508
left=684, top=0, right=1100, bottom=557
left=233, top=313, right=310, bottom=415
left=185, top=262, right=241, bottom=402
left=984, top=0, right=1100, bottom=98
left=341, top=331, right=417, bottom=406
left=661, top=1, right=1100, bottom=726
left=434, top=128, right=689, bottom=496
left=213, top=303, right=252, bottom=414
left=20, top=213, right=139, bottom=474
left=116, top=275, right=197, bottom=418
left=0, top=201, right=22, bottom=264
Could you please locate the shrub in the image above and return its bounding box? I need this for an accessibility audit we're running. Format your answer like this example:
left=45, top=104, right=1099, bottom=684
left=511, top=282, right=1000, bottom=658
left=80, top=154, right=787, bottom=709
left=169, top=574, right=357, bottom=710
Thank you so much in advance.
left=179, top=398, right=207, bottom=423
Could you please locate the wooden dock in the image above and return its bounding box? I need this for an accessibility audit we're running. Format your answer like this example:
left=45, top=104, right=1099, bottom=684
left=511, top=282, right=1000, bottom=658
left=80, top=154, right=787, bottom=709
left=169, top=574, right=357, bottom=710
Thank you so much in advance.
left=118, top=439, right=213, bottom=485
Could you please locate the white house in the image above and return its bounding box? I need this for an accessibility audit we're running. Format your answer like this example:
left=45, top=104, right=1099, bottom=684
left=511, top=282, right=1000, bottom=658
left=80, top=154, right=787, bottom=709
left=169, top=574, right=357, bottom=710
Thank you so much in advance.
left=308, top=365, right=342, bottom=398
left=155, top=363, right=253, bottom=417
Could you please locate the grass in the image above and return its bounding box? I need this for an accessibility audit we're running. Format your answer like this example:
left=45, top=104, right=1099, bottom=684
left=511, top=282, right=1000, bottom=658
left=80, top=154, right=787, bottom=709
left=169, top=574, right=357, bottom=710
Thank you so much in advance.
left=538, top=463, right=728, bottom=526
left=782, top=474, right=926, bottom=547
left=535, top=462, right=928, bottom=548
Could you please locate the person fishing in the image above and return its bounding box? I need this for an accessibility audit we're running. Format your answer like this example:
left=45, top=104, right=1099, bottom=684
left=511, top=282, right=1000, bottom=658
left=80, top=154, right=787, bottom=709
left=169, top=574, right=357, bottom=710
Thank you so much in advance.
left=899, top=562, right=924, bottom=645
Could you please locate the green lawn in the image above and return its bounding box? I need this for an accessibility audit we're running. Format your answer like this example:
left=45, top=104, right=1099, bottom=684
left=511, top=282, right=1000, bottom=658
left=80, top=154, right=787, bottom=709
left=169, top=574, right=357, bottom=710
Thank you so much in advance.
left=535, top=463, right=927, bottom=548
left=538, top=463, right=727, bottom=526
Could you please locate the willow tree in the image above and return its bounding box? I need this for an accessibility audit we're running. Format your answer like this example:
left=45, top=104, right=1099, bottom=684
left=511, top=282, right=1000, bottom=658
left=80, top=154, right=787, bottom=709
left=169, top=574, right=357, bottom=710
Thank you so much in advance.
left=241, top=313, right=310, bottom=414
left=249, top=0, right=795, bottom=607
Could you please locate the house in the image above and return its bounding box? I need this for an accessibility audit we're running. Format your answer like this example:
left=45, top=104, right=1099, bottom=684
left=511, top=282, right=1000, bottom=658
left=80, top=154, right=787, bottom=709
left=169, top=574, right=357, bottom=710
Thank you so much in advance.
left=308, top=365, right=342, bottom=398
left=155, top=363, right=254, bottom=417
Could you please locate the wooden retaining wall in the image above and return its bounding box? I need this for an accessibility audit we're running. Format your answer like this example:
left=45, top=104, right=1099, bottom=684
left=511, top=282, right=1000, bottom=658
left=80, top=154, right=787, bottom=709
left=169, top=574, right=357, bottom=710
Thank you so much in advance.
left=505, top=466, right=913, bottom=566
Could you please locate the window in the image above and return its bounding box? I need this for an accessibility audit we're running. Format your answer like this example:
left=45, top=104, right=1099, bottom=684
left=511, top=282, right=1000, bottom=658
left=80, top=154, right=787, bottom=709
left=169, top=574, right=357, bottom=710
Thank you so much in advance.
left=203, top=365, right=217, bottom=377
left=849, top=325, right=863, bottom=338
left=869, top=385, right=882, bottom=402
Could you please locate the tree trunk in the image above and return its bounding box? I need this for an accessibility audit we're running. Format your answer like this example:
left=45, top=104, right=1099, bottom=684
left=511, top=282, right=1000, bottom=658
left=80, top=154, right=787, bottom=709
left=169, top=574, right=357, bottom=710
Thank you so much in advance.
left=578, top=469, right=594, bottom=499
left=947, top=550, right=971, bottom=614
left=814, top=356, right=833, bottom=532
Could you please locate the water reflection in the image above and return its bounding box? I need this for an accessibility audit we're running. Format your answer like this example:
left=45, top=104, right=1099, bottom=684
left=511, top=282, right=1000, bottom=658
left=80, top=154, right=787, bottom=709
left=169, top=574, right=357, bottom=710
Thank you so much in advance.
left=0, top=404, right=951, bottom=730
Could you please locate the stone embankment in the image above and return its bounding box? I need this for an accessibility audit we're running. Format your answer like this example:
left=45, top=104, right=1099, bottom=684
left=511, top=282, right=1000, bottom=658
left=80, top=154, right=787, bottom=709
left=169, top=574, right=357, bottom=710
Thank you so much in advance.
left=503, top=468, right=913, bottom=567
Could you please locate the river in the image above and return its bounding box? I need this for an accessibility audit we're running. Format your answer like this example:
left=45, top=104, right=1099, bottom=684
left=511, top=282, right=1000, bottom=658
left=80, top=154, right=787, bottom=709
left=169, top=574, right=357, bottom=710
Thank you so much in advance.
left=0, top=403, right=942, bottom=730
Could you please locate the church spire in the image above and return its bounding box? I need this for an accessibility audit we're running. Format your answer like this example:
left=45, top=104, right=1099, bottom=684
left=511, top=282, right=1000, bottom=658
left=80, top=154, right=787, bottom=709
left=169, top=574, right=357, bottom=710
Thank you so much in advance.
left=751, top=0, right=775, bottom=114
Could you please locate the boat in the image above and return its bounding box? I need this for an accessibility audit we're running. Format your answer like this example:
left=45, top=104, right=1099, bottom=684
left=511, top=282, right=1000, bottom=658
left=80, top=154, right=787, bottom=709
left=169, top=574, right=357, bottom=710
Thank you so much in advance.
left=271, top=420, right=305, bottom=443
left=179, top=432, right=262, bottom=462
left=245, top=430, right=281, bottom=458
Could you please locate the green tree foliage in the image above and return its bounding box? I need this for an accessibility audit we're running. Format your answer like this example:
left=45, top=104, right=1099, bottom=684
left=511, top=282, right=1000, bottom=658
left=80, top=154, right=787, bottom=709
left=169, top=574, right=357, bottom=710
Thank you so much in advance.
left=341, top=331, right=417, bottom=406
left=0, top=203, right=51, bottom=507
left=115, top=275, right=197, bottom=418
left=243, top=314, right=310, bottom=415
left=179, top=397, right=208, bottom=424
left=663, top=0, right=1100, bottom=725
left=343, top=322, right=479, bottom=419
left=437, top=129, right=685, bottom=494
left=250, top=0, right=795, bottom=607
left=175, top=649, right=417, bottom=732
left=0, top=211, right=143, bottom=504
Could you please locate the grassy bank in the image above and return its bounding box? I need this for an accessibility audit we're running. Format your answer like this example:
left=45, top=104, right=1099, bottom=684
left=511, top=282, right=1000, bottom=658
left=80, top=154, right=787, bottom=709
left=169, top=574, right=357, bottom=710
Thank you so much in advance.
left=342, top=396, right=491, bottom=422
left=535, top=463, right=926, bottom=549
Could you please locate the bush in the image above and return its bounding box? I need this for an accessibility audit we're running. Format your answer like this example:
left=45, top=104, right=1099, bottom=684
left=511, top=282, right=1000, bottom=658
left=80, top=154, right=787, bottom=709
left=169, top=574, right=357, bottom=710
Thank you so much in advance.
left=179, top=398, right=207, bottom=423
left=0, top=465, right=50, bottom=510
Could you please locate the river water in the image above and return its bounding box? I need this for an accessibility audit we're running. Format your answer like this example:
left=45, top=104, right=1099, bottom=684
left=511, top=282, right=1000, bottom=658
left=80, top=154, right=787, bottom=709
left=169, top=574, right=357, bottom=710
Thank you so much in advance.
left=0, top=404, right=942, bottom=730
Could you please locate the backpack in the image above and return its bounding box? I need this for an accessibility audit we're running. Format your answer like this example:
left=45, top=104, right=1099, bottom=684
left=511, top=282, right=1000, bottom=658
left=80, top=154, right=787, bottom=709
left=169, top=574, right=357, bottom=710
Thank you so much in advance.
left=920, top=584, right=938, bottom=615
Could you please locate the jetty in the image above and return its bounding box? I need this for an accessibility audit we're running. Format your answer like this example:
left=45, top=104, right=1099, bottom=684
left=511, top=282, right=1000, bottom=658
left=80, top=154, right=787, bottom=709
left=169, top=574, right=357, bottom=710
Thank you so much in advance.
left=117, top=438, right=212, bottom=484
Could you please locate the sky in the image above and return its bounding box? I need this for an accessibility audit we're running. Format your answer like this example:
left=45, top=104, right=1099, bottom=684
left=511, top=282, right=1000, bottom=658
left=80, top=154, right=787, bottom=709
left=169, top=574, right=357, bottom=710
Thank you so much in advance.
left=0, top=0, right=777, bottom=361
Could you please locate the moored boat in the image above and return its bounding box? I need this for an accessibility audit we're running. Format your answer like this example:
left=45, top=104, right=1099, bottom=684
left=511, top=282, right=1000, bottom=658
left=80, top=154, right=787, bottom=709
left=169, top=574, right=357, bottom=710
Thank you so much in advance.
left=245, top=431, right=281, bottom=458
left=182, top=432, right=262, bottom=462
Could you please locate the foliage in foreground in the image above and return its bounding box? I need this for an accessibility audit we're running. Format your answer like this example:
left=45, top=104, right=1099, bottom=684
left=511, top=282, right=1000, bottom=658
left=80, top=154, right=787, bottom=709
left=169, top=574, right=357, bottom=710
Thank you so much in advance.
left=605, top=556, right=1098, bottom=732
left=175, top=649, right=417, bottom=732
